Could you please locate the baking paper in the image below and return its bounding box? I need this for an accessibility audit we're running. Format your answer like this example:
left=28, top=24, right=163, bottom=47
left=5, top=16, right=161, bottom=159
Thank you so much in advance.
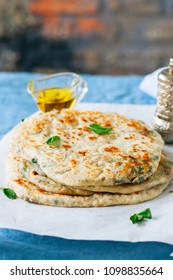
left=0, top=103, right=173, bottom=244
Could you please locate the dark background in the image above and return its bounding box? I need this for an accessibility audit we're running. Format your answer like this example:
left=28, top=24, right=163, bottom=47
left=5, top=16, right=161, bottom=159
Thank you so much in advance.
left=0, top=0, right=173, bottom=75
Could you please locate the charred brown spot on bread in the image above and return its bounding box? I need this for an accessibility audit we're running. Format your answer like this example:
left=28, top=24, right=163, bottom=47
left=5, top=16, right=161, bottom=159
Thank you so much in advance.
left=127, top=121, right=154, bottom=140
left=124, top=134, right=136, bottom=140
left=32, top=171, right=38, bottom=176
left=88, top=136, right=97, bottom=140
left=103, top=121, right=112, bottom=128
left=30, top=119, right=50, bottom=133
left=150, top=138, right=154, bottom=143
left=33, top=145, right=41, bottom=149
left=64, top=116, right=77, bottom=124
left=81, top=117, right=87, bottom=122
left=77, top=132, right=83, bottom=136
left=127, top=120, right=145, bottom=130
left=62, top=132, right=69, bottom=137
left=123, top=161, right=135, bottom=173
left=132, top=143, right=138, bottom=149
left=142, top=151, right=150, bottom=161
left=59, top=119, right=64, bottom=123
left=90, top=168, right=102, bottom=177
left=141, top=128, right=152, bottom=137
left=14, top=178, right=24, bottom=185
left=83, top=127, right=90, bottom=133
left=114, top=161, right=123, bottom=167
left=37, top=188, right=46, bottom=194
left=104, top=146, right=119, bottom=153
left=62, top=144, right=72, bottom=149
left=14, top=178, right=35, bottom=188
left=78, top=151, right=87, bottom=156
left=69, top=159, right=78, bottom=168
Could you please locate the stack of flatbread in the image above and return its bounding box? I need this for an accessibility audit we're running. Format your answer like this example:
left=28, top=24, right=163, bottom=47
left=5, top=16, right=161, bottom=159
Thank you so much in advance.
left=7, top=109, right=173, bottom=207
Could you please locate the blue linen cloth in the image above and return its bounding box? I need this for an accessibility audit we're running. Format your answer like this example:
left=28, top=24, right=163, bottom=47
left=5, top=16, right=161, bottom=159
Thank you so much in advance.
left=0, top=72, right=172, bottom=260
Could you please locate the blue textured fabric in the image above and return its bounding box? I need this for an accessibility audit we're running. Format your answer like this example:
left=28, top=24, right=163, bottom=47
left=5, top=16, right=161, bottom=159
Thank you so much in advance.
left=1, top=72, right=172, bottom=260
left=0, top=229, right=172, bottom=260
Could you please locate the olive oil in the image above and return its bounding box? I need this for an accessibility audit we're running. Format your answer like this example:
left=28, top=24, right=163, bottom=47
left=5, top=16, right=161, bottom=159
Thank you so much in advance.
left=36, top=88, right=76, bottom=112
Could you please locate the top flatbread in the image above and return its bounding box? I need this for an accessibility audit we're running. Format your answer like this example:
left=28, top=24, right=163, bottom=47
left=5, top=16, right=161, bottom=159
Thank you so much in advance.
left=10, top=109, right=164, bottom=187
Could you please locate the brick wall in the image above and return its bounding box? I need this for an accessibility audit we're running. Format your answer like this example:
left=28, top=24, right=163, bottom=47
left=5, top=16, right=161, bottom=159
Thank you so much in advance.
left=0, top=0, right=173, bottom=74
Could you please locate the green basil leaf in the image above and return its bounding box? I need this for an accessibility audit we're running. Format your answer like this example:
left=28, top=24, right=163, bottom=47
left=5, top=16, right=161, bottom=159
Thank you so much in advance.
left=130, top=208, right=152, bottom=224
left=21, top=118, right=25, bottom=122
left=89, top=124, right=112, bottom=135
left=1, top=188, right=17, bottom=200
left=139, top=208, right=152, bottom=219
left=31, top=158, right=37, bottom=164
left=167, top=161, right=173, bottom=166
left=130, top=214, right=141, bottom=224
left=136, top=214, right=144, bottom=221
left=46, top=136, right=61, bottom=146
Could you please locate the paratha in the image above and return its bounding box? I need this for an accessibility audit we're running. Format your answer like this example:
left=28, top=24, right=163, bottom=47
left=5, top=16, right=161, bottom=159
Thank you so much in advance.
left=9, top=109, right=164, bottom=187
left=7, top=109, right=172, bottom=208
left=7, top=154, right=94, bottom=196
left=7, top=153, right=173, bottom=195
left=8, top=178, right=170, bottom=207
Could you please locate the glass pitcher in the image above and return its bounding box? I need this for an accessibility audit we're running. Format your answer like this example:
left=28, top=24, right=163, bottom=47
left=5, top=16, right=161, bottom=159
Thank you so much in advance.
left=27, top=72, right=88, bottom=112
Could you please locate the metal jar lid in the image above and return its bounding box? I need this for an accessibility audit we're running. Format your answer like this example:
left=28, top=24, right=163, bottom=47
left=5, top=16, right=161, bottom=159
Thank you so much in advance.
left=152, top=58, right=173, bottom=143
left=158, top=58, right=173, bottom=83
